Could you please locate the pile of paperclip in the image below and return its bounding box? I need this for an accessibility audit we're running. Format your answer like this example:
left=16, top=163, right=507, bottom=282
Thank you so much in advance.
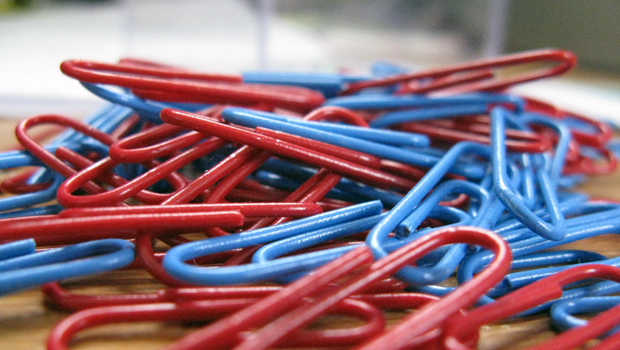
left=2, top=49, right=620, bottom=350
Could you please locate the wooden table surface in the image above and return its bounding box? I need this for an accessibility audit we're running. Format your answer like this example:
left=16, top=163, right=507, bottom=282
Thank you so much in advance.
left=0, top=118, right=619, bottom=350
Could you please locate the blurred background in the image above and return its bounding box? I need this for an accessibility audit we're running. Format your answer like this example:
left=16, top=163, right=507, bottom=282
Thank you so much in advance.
left=1, top=0, right=619, bottom=122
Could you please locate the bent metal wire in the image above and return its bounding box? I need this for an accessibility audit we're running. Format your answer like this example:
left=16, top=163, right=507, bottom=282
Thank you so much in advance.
left=0, top=49, right=618, bottom=350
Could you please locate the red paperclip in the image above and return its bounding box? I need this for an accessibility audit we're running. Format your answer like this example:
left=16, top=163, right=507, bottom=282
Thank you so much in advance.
left=108, top=105, right=226, bottom=164
left=160, top=108, right=416, bottom=191
left=0, top=210, right=243, bottom=242
left=14, top=113, right=194, bottom=206
left=442, top=264, right=620, bottom=350
left=55, top=136, right=227, bottom=207
left=398, top=118, right=553, bottom=153
left=587, top=311, right=620, bottom=350
left=42, top=283, right=282, bottom=311
left=563, top=145, right=618, bottom=175
left=109, top=123, right=205, bottom=163
left=163, top=226, right=509, bottom=350
left=524, top=96, right=613, bottom=147
left=1, top=169, right=53, bottom=194
left=397, top=69, right=495, bottom=95
left=15, top=114, right=117, bottom=195
left=42, top=276, right=407, bottom=312
left=303, top=105, right=370, bottom=126
left=54, top=146, right=191, bottom=205
left=341, top=49, right=576, bottom=95
left=48, top=245, right=382, bottom=350
left=47, top=297, right=384, bottom=350
left=59, top=202, right=322, bottom=220
left=60, top=60, right=325, bottom=113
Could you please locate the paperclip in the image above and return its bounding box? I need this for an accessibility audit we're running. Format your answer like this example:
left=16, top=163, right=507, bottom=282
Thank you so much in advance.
left=398, top=69, right=495, bottom=94
left=0, top=210, right=242, bottom=246
left=0, top=239, right=35, bottom=260
left=396, top=179, right=489, bottom=237
left=500, top=255, right=620, bottom=291
left=0, top=173, right=63, bottom=213
left=491, top=107, right=566, bottom=240
left=162, top=201, right=382, bottom=285
left=253, top=129, right=382, bottom=168
left=42, top=274, right=405, bottom=312
left=442, top=264, right=620, bottom=350
left=221, top=107, right=487, bottom=179
left=47, top=297, right=383, bottom=350
left=80, top=83, right=208, bottom=123
left=50, top=244, right=375, bottom=350
left=118, top=56, right=363, bottom=97
left=248, top=106, right=430, bottom=147
left=160, top=108, right=417, bottom=190
left=253, top=158, right=398, bottom=206
left=42, top=283, right=282, bottom=311
left=458, top=250, right=607, bottom=298
left=125, top=143, right=330, bottom=285
left=524, top=96, right=613, bottom=147
left=303, top=105, right=369, bottom=125
left=55, top=136, right=226, bottom=207
left=54, top=145, right=193, bottom=205
left=575, top=311, right=620, bottom=350
left=248, top=169, right=341, bottom=230
left=563, top=143, right=618, bottom=175
left=340, top=49, right=576, bottom=95
left=326, top=93, right=524, bottom=113
left=250, top=205, right=471, bottom=285
left=22, top=104, right=134, bottom=184
left=0, top=239, right=134, bottom=296
left=13, top=113, right=181, bottom=209
left=162, top=235, right=410, bottom=350
left=504, top=204, right=620, bottom=254
left=220, top=226, right=509, bottom=350
left=1, top=169, right=54, bottom=194
left=398, top=116, right=553, bottom=153
left=60, top=60, right=326, bottom=112
left=365, top=142, right=489, bottom=285
left=0, top=108, right=129, bottom=211
left=59, top=202, right=322, bottom=220
left=458, top=205, right=620, bottom=308
left=550, top=296, right=620, bottom=333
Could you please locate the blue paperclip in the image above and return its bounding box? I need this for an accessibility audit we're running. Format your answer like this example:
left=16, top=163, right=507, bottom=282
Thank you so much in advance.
left=551, top=296, right=620, bottom=333
left=0, top=239, right=135, bottom=296
left=495, top=195, right=606, bottom=243
left=0, top=204, right=65, bottom=219
left=458, top=250, right=607, bottom=296
left=256, top=158, right=404, bottom=206
left=364, top=141, right=492, bottom=286
left=242, top=71, right=368, bottom=98
left=0, top=239, right=36, bottom=260
left=162, top=201, right=382, bottom=285
left=222, top=107, right=486, bottom=179
left=0, top=174, right=63, bottom=212
left=370, top=61, right=412, bottom=76
left=491, top=107, right=567, bottom=241
left=324, top=93, right=524, bottom=114
left=499, top=201, right=620, bottom=244
left=396, top=179, right=489, bottom=237
left=81, top=83, right=209, bottom=123
left=503, top=255, right=620, bottom=291
left=455, top=204, right=620, bottom=310
left=253, top=204, right=471, bottom=266
left=461, top=204, right=620, bottom=275
left=248, top=202, right=473, bottom=286
left=222, top=107, right=429, bottom=147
